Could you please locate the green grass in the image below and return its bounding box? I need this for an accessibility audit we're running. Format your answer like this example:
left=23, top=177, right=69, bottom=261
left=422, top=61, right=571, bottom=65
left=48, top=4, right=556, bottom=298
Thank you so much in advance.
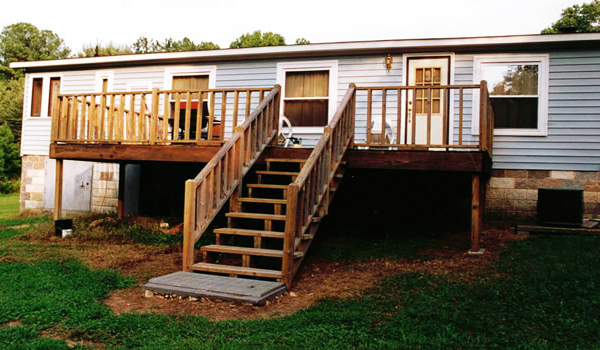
left=0, top=193, right=19, bottom=219
left=1, top=218, right=600, bottom=349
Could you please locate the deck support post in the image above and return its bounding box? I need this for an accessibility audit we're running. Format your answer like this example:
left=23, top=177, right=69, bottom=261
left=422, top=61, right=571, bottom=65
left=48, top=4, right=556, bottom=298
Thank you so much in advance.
left=53, top=159, right=63, bottom=221
left=470, top=174, right=483, bottom=253
left=182, top=179, right=196, bottom=272
left=117, top=163, right=126, bottom=220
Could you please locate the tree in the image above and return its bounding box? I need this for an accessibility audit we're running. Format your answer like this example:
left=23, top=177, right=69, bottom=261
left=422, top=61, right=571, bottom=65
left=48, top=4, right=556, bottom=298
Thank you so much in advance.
left=133, top=36, right=219, bottom=54
left=542, top=0, right=600, bottom=33
left=78, top=42, right=133, bottom=57
left=0, top=123, right=20, bottom=193
left=0, top=77, right=24, bottom=142
left=295, top=38, right=310, bottom=45
left=0, top=22, right=70, bottom=80
left=229, top=30, right=286, bottom=48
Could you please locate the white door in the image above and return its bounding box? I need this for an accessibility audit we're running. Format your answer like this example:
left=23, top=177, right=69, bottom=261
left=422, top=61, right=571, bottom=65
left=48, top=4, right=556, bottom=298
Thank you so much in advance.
left=405, top=58, right=450, bottom=146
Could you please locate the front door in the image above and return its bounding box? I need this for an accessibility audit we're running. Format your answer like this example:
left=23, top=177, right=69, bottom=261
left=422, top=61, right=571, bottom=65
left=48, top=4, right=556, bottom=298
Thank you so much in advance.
left=405, top=57, right=450, bottom=146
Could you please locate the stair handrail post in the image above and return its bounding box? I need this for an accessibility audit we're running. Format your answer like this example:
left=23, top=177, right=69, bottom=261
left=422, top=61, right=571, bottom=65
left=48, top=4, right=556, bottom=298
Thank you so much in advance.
left=479, top=80, right=488, bottom=152
left=182, top=179, right=196, bottom=271
left=282, top=183, right=299, bottom=289
left=348, top=83, right=356, bottom=149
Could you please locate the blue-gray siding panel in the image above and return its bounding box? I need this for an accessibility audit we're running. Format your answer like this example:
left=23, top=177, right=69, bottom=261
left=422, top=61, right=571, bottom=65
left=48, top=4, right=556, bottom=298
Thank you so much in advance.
left=491, top=50, right=600, bottom=171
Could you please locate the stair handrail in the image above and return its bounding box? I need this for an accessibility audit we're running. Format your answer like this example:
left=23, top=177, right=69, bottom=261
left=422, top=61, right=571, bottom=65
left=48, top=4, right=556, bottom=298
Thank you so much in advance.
left=182, top=85, right=281, bottom=271
left=282, top=83, right=356, bottom=288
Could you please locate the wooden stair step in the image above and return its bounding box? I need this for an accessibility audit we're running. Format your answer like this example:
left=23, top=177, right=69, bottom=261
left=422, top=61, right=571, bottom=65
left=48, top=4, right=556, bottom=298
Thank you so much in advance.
left=238, top=197, right=287, bottom=205
left=256, top=170, right=299, bottom=176
left=264, top=158, right=306, bottom=163
left=225, top=212, right=286, bottom=220
left=201, top=245, right=303, bottom=258
left=190, top=262, right=282, bottom=279
left=247, top=184, right=288, bottom=190
left=213, top=228, right=285, bottom=238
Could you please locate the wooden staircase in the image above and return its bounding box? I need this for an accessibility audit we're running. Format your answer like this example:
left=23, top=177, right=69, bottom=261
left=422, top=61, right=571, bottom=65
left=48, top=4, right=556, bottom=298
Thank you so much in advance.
left=182, top=83, right=357, bottom=289
left=189, top=157, right=347, bottom=284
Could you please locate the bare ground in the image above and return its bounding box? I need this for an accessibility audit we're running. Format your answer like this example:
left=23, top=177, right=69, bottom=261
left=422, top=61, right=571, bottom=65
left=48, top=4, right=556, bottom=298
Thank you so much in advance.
left=103, top=226, right=524, bottom=321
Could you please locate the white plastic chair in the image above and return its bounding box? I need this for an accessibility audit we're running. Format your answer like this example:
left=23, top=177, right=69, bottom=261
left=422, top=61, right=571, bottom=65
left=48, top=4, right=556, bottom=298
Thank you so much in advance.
left=370, top=119, right=395, bottom=145
left=279, top=115, right=294, bottom=147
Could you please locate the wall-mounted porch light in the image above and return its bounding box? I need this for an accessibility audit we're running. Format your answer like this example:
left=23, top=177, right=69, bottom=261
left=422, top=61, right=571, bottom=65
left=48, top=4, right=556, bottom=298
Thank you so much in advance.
left=385, top=54, right=393, bottom=72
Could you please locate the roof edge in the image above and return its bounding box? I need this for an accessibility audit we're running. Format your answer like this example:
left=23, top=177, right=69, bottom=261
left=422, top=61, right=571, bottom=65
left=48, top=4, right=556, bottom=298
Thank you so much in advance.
left=10, top=33, right=600, bottom=70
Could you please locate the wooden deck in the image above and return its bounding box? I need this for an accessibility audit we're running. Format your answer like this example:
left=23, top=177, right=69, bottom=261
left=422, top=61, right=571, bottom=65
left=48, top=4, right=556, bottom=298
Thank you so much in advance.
left=50, top=82, right=494, bottom=290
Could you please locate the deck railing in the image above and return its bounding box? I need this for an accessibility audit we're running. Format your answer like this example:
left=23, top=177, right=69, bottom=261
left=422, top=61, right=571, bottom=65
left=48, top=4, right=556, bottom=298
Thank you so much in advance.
left=51, top=88, right=273, bottom=145
left=182, top=85, right=281, bottom=271
left=281, top=84, right=356, bottom=288
left=354, top=81, right=494, bottom=152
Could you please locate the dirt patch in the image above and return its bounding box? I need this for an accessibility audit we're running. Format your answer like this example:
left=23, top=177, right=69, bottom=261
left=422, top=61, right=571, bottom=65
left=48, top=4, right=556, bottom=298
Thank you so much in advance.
left=2, top=320, right=23, bottom=328
left=105, top=226, right=523, bottom=320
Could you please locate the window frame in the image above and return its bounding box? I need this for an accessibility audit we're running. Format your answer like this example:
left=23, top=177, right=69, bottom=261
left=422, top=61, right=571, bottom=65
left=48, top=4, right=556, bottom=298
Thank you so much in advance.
left=164, top=65, right=216, bottom=91
left=472, top=54, right=549, bottom=137
left=95, top=70, right=114, bottom=92
left=26, top=73, right=63, bottom=119
left=276, top=60, right=338, bottom=133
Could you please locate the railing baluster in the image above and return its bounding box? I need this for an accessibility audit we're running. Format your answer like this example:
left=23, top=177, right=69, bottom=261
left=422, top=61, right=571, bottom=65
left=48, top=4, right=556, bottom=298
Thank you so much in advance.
left=366, top=89, right=372, bottom=144
left=208, top=91, right=216, bottom=140
left=162, top=92, right=170, bottom=141
left=381, top=89, right=387, bottom=145
left=195, top=91, right=204, bottom=143
left=232, top=91, right=239, bottom=129
left=459, top=88, right=464, bottom=146
left=173, top=93, right=181, bottom=141
left=220, top=91, right=227, bottom=142
left=184, top=92, right=192, bottom=141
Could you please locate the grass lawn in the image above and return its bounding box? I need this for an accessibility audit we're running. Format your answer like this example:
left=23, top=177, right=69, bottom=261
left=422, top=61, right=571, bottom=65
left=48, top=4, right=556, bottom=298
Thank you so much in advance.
left=0, top=193, right=19, bottom=219
left=0, top=215, right=599, bottom=349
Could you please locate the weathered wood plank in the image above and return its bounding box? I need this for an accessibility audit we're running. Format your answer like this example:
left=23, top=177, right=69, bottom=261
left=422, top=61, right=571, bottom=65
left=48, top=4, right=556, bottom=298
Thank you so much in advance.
left=50, top=144, right=220, bottom=162
left=344, top=149, right=486, bottom=172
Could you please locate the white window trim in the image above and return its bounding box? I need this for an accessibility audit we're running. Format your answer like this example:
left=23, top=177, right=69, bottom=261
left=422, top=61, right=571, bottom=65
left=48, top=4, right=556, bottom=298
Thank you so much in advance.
left=164, top=65, right=217, bottom=90
left=95, top=70, right=114, bottom=92
left=472, top=54, right=549, bottom=137
left=25, top=72, right=63, bottom=119
left=276, top=60, right=338, bottom=133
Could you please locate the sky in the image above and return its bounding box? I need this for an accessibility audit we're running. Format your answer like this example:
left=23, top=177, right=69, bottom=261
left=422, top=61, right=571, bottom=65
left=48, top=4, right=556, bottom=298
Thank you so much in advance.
left=0, top=0, right=581, bottom=53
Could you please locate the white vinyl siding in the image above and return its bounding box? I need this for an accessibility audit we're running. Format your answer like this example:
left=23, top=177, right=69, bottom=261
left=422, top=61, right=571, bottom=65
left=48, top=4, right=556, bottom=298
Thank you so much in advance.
left=19, top=51, right=600, bottom=172
left=492, top=50, right=600, bottom=171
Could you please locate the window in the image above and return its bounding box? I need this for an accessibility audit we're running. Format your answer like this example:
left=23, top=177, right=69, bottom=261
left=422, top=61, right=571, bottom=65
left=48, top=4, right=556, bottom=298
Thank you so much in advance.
left=277, top=60, right=338, bottom=130
left=48, top=78, right=61, bottom=116
left=473, top=55, right=549, bottom=136
left=31, top=78, right=43, bottom=117
left=284, top=71, right=329, bottom=126
left=28, top=74, right=61, bottom=118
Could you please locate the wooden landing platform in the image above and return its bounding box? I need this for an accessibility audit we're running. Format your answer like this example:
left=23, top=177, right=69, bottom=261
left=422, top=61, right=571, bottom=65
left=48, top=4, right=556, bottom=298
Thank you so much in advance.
left=142, top=271, right=286, bottom=305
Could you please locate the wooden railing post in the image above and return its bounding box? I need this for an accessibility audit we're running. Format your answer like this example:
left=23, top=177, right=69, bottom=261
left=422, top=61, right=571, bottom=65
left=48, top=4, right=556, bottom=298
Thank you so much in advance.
left=282, top=184, right=299, bottom=289
left=479, top=80, right=488, bottom=152
left=150, top=88, right=159, bottom=144
left=182, top=179, right=196, bottom=271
